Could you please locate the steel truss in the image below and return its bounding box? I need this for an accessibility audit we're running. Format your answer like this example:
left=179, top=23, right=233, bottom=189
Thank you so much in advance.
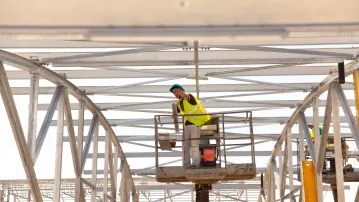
left=0, top=36, right=359, bottom=202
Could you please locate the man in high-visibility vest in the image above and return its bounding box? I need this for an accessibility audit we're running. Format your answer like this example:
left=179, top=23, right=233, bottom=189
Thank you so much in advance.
left=308, top=123, right=328, bottom=172
left=170, top=84, right=211, bottom=168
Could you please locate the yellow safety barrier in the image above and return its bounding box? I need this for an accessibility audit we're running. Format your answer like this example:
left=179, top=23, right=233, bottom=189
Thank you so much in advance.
left=302, top=161, right=318, bottom=202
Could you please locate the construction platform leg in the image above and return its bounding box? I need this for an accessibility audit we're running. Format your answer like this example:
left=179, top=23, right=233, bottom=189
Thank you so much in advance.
left=302, top=161, right=318, bottom=202
left=195, top=184, right=212, bottom=202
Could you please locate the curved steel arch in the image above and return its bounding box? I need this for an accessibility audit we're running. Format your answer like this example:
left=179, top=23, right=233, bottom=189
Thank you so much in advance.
left=264, top=60, right=359, bottom=200
left=0, top=50, right=138, bottom=200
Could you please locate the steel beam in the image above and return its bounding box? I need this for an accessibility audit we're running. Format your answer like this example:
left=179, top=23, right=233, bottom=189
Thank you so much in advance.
left=53, top=86, right=65, bottom=202
left=13, top=83, right=356, bottom=95
left=212, top=75, right=307, bottom=90
left=76, top=99, right=85, bottom=202
left=287, top=128, right=294, bottom=202
left=272, top=160, right=280, bottom=199
left=84, top=150, right=301, bottom=159
left=63, top=90, right=81, bottom=177
left=82, top=115, right=99, bottom=172
left=194, top=40, right=200, bottom=98
left=0, top=50, right=136, bottom=199
left=49, top=115, right=355, bottom=127
left=333, top=82, right=359, bottom=148
left=37, top=98, right=358, bottom=111
left=91, top=118, right=99, bottom=202
left=0, top=62, right=42, bottom=202
left=267, top=61, right=359, bottom=165
left=354, top=186, right=359, bottom=202
left=42, top=46, right=176, bottom=62
left=34, top=86, right=62, bottom=164
left=280, top=137, right=288, bottom=200
left=27, top=73, right=39, bottom=161
left=3, top=65, right=340, bottom=79
left=298, top=112, right=316, bottom=162
left=312, top=97, right=323, bottom=202
left=89, top=77, right=180, bottom=94
left=316, top=86, right=332, bottom=174
left=103, top=130, right=110, bottom=201
left=120, top=162, right=129, bottom=202
left=331, top=85, right=345, bottom=202
left=63, top=132, right=355, bottom=142
left=354, top=71, right=359, bottom=126
left=112, top=145, right=119, bottom=201
left=268, top=160, right=276, bottom=202
left=52, top=57, right=345, bottom=67
left=217, top=45, right=353, bottom=57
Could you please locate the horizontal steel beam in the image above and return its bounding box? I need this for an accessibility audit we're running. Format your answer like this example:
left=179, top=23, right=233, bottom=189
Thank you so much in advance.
left=50, top=116, right=353, bottom=126
left=37, top=99, right=356, bottom=111
left=63, top=133, right=354, bottom=142
left=9, top=83, right=331, bottom=94
left=52, top=57, right=345, bottom=67
left=13, top=50, right=352, bottom=64
left=5, top=65, right=335, bottom=79
left=84, top=150, right=358, bottom=158
left=88, top=151, right=298, bottom=158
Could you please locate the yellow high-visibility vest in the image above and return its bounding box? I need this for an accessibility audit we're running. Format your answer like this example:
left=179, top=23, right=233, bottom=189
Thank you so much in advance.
left=310, top=127, right=328, bottom=148
left=177, top=96, right=211, bottom=126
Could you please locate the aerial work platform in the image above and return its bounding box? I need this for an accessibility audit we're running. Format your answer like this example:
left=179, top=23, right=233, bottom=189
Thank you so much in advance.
left=154, top=111, right=256, bottom=185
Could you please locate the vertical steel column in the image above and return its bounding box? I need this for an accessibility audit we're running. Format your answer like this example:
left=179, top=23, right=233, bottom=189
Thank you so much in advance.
left=111, top=145, right=119, bottom=200
left=287, top=128, right=294, bottom=202
left=316, top=87, right=332, bottom=174
left=280, top=137, right=288, bottom=200
left=272, top=160, right=280, bottom=200
left=0, top=62, right=43, bottom=202
left=353, top=71, right=359, bottom=126
left=76, top=99, right=85, bottom=201
left=278, top=147, right=283, bottom=198
left=103, top=130, right=110, bottom=201
left=27, top=73, right=39, bottom=161
left=194, top=40, right=200, bottom=98
left=121, top=162, right=129, bottom=202
left=91, top=118, right=99, bottom=202
left=268, top=159, right=276, bottom=202
left=299, top=120, right=305, bottom=202
left=53, top=86, right=65, bottom=202
left=331, top=85, right=345, bottom=202
left=312, top=97, right=323, bottom=202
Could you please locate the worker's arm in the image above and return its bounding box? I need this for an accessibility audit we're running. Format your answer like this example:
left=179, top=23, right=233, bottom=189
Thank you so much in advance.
left=177, top=94, right=197, bottom=112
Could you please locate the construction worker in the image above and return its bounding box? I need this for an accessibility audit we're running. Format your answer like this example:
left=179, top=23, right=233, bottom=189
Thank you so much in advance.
left=307, top=123, right=328, bottom=172
left=308, top=123, right=328, bottom=148
left=170, top=84, right=211, bottom=168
